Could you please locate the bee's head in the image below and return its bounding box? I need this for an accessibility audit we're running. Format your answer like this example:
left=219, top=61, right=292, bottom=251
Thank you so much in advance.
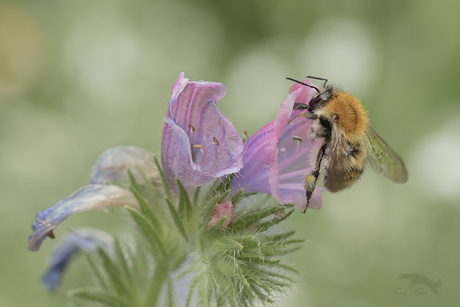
left=286, top=76, right=332, bottom=112
left=308, top=89, right=332, bottom=111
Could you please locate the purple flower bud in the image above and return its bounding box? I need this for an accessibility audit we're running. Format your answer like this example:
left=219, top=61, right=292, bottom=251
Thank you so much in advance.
left=208, top=200, right=234, bottom=228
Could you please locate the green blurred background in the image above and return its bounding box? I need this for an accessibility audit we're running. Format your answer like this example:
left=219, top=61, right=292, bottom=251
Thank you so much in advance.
left=1, top=0, right=460, bottom=306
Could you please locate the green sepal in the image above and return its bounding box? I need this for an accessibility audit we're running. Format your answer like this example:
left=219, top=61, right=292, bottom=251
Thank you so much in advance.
left=84, top=253, right=107, bottom=289
left=186, top=275, right=200, bottom=307
left=205, top=216, right=227, bottom=232
left=129, top=187, right=163, bottom=236
left=68, top=288, right=131, bottom=307
left=231, top=205, right=282, bottom=228
left=259, top=209, right=295, bottom=232
left=127, top=169, right=142, bottom=195
left=262, top=245, right=302, bottom=257
left=165, top=196, right=188, bottom=241
left=126, top=206, right=167, bottom=258
left=96, top=248, right=131, bottom=300
left=193, top=186, right=201, bottom=206
left=114, top=239, right=133, bottom=289
left=201, top=194, right=221, bottom=227
left=264, top=230, right=296, bottom=243
left=230, top=188, right=244, bottom=204
left=217, top=189, right=231, bottom=204
left=213, top=237, right=244, bottom=252
left=154, top=155, right=172, bottom=201
left=214, top=174, right=234, bottom=196
left=176, top=178, right=192, bottom=219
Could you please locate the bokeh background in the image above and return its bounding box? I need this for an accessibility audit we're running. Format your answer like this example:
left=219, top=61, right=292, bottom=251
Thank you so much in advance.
left=1, top=0, right=460, bottom=306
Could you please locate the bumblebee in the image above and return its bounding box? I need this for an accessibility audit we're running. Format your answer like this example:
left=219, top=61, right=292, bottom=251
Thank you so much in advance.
left=287, top=76, right=408, bottom=212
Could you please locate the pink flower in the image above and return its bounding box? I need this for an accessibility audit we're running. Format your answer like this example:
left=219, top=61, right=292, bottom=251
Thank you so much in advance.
left=161, top=73, right=245, bottom=189
left=232, top=80, right=324, bottom=211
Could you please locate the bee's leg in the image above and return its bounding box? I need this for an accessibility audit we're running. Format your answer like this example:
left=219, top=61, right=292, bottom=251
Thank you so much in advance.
left=288, top=110, right=317, bottom=125
left=303, top=144, right=326, bottom=213
left=293, top=103, right=309, bottom=110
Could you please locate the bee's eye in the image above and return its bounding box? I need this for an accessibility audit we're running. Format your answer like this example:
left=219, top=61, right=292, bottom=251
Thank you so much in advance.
left=308, top=90, right=331, bottom=109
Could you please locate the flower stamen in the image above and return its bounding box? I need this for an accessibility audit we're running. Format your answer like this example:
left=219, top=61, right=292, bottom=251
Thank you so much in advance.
left=199, top=137, right=218, bottom=166
left=292, top=136, right=303, bottom=143
left=217, top=117, right=221, bottom=126
left=193, top=145, right=203, bottom=149
left=46, top=230, right=55, bottom=239
left=188, top=124, right=196, bottom=131
left=213, top=137, right=219, bottom=146
left=278, top=137, right=301, bottom=170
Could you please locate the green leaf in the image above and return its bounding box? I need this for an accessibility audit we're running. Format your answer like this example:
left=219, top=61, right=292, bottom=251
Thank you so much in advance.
left=278, top=263, right=300, bottom=274
left=129, top=187, right=163, bottom=236
left=238, top=255, right=281, bottom=265
left=154, top=155, right=172, bottom=201
left=144, top=260, right=169, bottom=307
left=199, top=237, right=208, bottom=264
left=176, top=178, right=192, bottom=219
left=136, top=166, right=157, bottom=197
left=264, top=230, right=296, bottom=243
left=165, top=196, right=188, bottom=241
left=213, top=237, right=243, bottom=252
left=84, top=253, right=107, bottom=289
left=68, top=288, right=131, bottom=307
left=235, top=266, right=250, bottom=288
left=232, top=205, right=282, bottom=228
left=193, top=186, right=201, bottom=206
left=97, top=248, right=130, bottom=299
left=201, top=194, right=221, bottom=227
left=114, top=239, right=133, bottom=288
left=230, top=188, right=243, bottom=204
left=250, top=285, right=274, bottom=303
left=214, top=174, right=234, bottom=195
left=205, top=216, right=227, bottom=232
left=127, top=169, right=142, bottom=193
left=197, top=277, right=211, bottom=307
left=126, top=207, right=167, bottom=258
left=209, top=265, right=220, bottom=290
left=186, top=275, right=200, bottom=307
left=259, top=209, right=295, bottom=232
left=217, top=189, right=231, bottom=204
left=264, top=246, right=302, bottom=256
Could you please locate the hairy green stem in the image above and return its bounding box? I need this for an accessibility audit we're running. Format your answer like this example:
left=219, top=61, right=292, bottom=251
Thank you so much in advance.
left=144, top=260, right=169, bottom=307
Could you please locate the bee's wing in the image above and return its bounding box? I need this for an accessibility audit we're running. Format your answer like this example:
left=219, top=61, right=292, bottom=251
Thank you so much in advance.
left=327, top=121, right=348, bottom=192
left=365, top=126, right=408, bottom=183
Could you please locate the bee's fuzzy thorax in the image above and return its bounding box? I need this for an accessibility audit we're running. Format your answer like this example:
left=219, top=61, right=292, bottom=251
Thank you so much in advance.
left=326, top=90, right=368, bottom=144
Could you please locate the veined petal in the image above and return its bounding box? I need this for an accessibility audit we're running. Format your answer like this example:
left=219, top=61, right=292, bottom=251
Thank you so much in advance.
left=28, top=185, right=138, bottom=251
left=233, top=80, right=324, bottom=210
left=90, top=146, right=160, bottom=185
left=41, top=228, right=114, bottom=292
left=161, top=73, right=244, bottom=188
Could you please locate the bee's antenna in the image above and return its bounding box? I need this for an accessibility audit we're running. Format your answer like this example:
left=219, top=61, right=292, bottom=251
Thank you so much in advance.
left=306, top=76, right=328, bottom=89
left=286, top=77, right=320, bottom=93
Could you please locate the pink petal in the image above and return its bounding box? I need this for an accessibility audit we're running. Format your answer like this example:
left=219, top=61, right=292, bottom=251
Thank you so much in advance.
left=233, top=79, right=325, bottom=210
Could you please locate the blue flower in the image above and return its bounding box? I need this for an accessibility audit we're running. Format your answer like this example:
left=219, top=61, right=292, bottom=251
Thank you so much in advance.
left=28, top=146, right=157, bottom=251
left=41, top=228, right=114, bottom=292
